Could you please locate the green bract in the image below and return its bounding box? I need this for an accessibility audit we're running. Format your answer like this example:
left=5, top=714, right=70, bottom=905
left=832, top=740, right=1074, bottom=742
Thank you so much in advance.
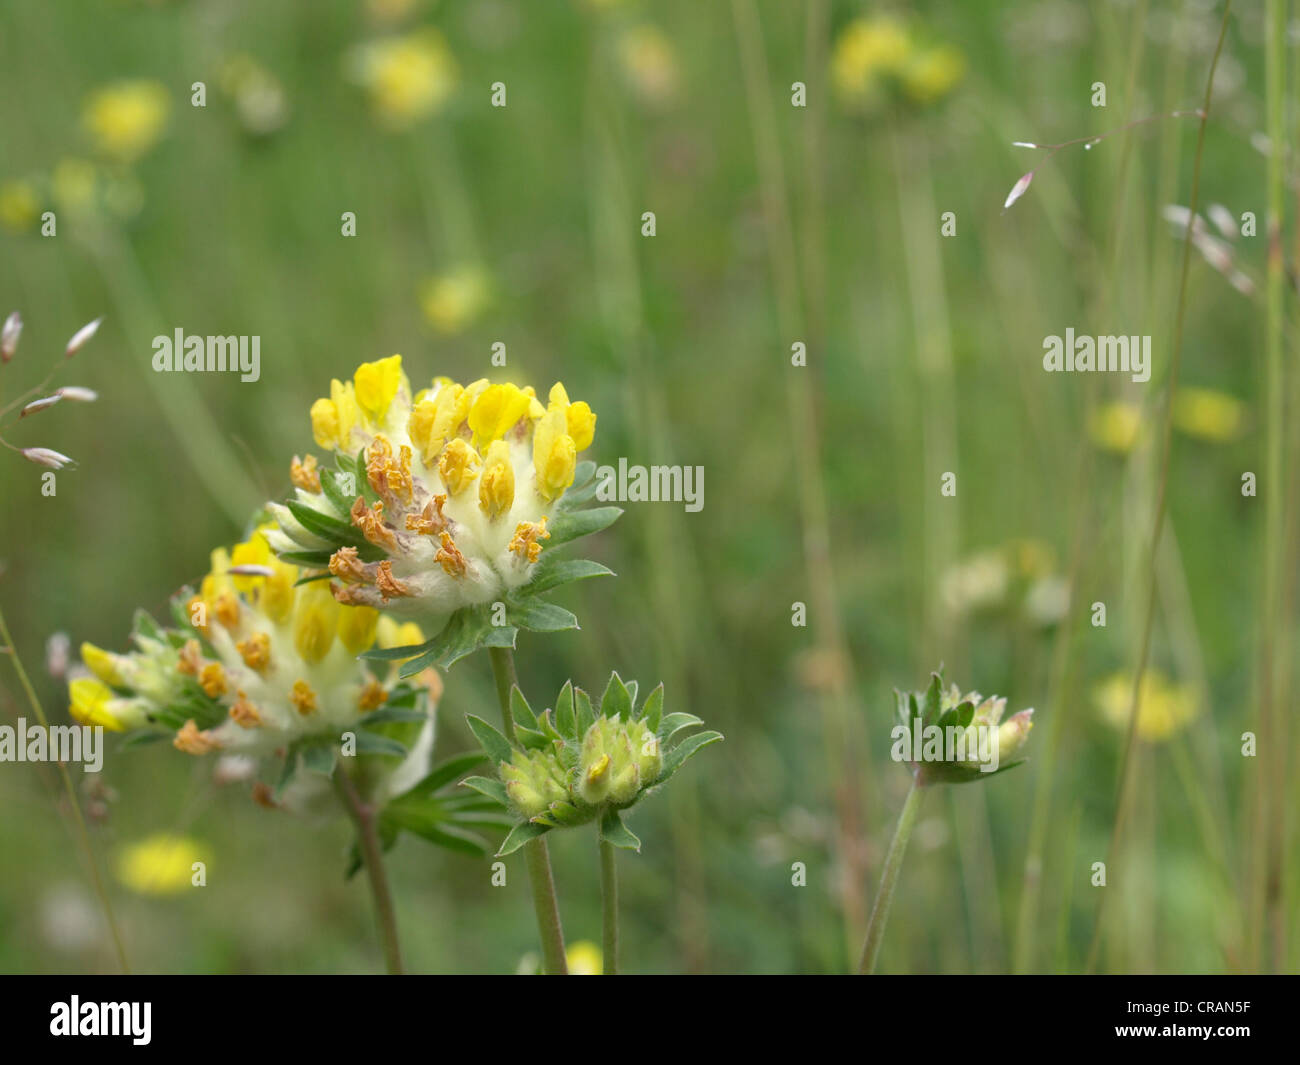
left=891, top=668, right=1034, bottom=786
left=463, top=673, right=722, bottom=855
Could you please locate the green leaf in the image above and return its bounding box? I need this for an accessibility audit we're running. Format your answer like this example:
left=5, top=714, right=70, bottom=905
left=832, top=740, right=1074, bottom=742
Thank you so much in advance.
left=276, top=549, right=336, bottom=568
left=319, top=467, right=360, bottom=517
left=396, top=606, right=517, bottom=677
left=351, top=730, right=407, bottom=757
left=657, top=730, right=723, bottom=785
left=466, top=714, right=514, bottom=767
left=545, top=507, right=623, bottom=548
left=514, top=725, right=550, bottom=750
left=394, top=752, right=486, bottom=800
left=286, top=499, right=367, bottom=547
left=574, top=687, right=596, bottom=735
left=894, top=688, right=911, bottom=727
left=599, top=809, right=641, bottom=852
left=510, top=686, right=538, bottom=730
left=954, top=701, right=975, bottom=730
left=554, top=681, right=576, bottom=740
left=359, top=639, right=435, bottom=662
left=132, top=609, right=165, bottom=644
left=922, top=673, right=942, bottom=726
left=497, top=820, right=551, bottom=857
left=382, top=801, right=491, bottom=857
left=660, top=711, right=704, bottom=743
left=521, top=556, right=614, bottom=596
left=508, top=599, right=578, bottom=633
left=462, top=775, right=509, bottom=806
left=358, top=706, right=428, bottom=725
left=640, top=683, right=664, bottom=731
left=601, top=671, right=632, bottom=721
left=301, top=743, right=337, bottom=775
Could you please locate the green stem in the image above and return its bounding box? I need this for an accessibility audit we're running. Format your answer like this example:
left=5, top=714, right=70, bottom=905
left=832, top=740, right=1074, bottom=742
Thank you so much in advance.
left=487, top=646, right=568, bottom=975
left=1085, top=0, right=1232, bottom=972
left=857, top=780, right=924, bottom=974
left=332, top=769, right=404, bottom=975
left=600, top=837, right=619, bottom=975
left=0, top=604, right=130, bottom=973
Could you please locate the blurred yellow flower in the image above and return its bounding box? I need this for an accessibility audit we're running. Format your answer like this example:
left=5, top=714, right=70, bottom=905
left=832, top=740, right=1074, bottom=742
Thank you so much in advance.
left=833, top=17, right=963, bottom=110
left=832, top=16, right=911, bottom=105
left=116, top=834, right=206, bottom=896
left=0, top=180, right=40, bottom=233
left=1088, top=400, right=1143, bottom=455
left=419, top=266, right=489, bottom=334
left=902, top=45, right=965, bottom=105
left=82, top=80, right=171, bottom=164
left=1172, top=387, right=1245, bottom=443
left=1094, top=670, right=1198, bottom=743
left=348, top=29, right=458, bottom=128
left=220, top=54, right=289, bottom=135
left=566, top=940, right=603, bottom=975
left=617, top=25, right=680, bottom=106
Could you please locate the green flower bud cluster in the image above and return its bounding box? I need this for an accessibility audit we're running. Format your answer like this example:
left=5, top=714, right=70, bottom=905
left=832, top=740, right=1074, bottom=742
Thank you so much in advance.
left=464, top=672, right=721, bottom=854
left=891, top=668, right=1034, bottom=786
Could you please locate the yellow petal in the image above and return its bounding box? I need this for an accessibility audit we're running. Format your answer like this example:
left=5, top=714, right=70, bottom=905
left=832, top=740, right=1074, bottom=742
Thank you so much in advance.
left=69, top=677, right=126, bottom=731
left=81, top=642, right=125, bottom=687
left=533, top=408, right=577, bottom=501
left=353, top=354, right=404, bottom=422
left=468, top=383, right=532, bottom=446
left=439, top=437, right=481, bottom=496
left=565, top=400, right=596, bottom=451
left=338, top=605, right=381, bottom=656
left=479, top=439, right=516, bottom=520
left=293, top=581, right=339, bottom=664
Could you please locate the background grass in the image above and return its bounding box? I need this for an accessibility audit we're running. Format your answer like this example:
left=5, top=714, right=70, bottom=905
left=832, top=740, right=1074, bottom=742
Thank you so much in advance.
left=0, top=0, right=1290, bottom=974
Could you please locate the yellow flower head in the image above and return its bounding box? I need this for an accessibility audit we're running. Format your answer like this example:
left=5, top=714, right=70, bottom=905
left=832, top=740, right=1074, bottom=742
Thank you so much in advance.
left=902, top=45, right=965, bottom=105
left=1094, top=670, right=1198, bottom=743
left=832, top=17, right=962, bottom=110
left=566, top=940, right=603, bottom=975
left=117, top=834, right=206, bottom=896
left=268, top=369, right=602, bottom=624
left=419, top=266, right=489, bottom=334
left=1088, top=401, right=1142, bottom=455
left=0, top=180, right=40, bottom=234
left=83, top=80, right=171, bottom=164
left=617, top=25, right=679, bottom=106
left=349, top=29, right=458, bottom=128
left=1173, top=387, right=1246, bottom=443
left=832, top=16, right=912, bottom=104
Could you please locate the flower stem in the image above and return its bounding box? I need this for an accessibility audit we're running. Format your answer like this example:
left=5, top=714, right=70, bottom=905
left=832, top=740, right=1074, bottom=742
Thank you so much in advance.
left=1085, top=0, right=1232, bottom=972
left=600, top=837, right=619, bottom=975
left=858, top=780, right=924, bottom=974
left=332, top=769, right=403, bottom=975
left=487, top=646, right=568, bottom=975
left=0, top=604, right=130, bottom=973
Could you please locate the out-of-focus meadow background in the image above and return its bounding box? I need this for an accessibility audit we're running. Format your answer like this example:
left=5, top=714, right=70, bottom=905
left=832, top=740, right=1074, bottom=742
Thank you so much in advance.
left=0, top=0, right=1293, bottom=974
